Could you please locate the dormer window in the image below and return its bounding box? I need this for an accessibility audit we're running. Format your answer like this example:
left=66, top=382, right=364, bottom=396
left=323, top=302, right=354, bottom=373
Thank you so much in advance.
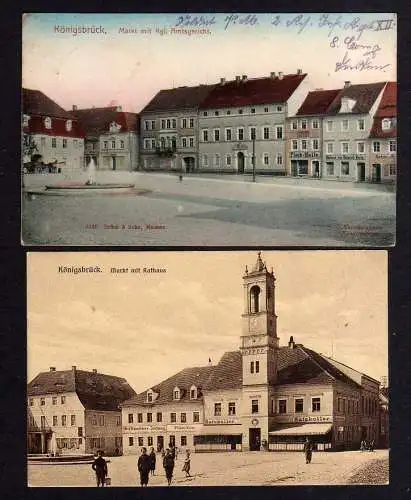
left=339, top=97, right=356, bottom=113
left=190, top=385, right=198, bottom=399
left=23, top=114, right=30, bottom=127
left=146, top=389, right=157, bottom=403
left=109, top=121, right=122, bottom=133
left=382, top=118, right=392, bottom=130
left=65, top=120, right=72, bottom=131
left=44, top=117, right=52, bottom=129
left=173, top=387, right=181, bottom=400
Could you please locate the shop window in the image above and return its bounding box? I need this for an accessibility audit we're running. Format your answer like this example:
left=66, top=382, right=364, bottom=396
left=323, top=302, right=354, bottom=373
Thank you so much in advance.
left=341, top=162, right=350, bottom=175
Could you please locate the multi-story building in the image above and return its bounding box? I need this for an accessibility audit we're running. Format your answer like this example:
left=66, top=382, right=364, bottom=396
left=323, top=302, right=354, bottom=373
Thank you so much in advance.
left=139, top=84, right=216, bottom=172
left=22, top=88, right=85, bottom=172
left=27, top=366, right=136, bottom=456
left=369, top=81, right=397, bottom=183
left=121, top=253, right=382, bottom=454
left=378, top=386, right=389, bottom=448
left=286, top=89, right=341, bottom=177
left=197, top=71, right=312, bottom=174
left=72, top=106, right=139, bottom=170
left=321, top=81, right=387, bottom=182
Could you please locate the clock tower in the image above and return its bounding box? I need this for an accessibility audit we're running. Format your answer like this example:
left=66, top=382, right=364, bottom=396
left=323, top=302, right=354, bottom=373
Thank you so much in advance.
left=240, top=252, right=279, bottom=451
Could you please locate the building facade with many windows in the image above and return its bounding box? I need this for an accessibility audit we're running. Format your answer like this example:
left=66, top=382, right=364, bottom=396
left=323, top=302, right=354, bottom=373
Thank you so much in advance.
left=27, top=366, right=136, bottom=456
left=121, top=253, right=382, bottom=454
left=139, top=84, right=216, bottom=172
left=22, top=88, right=85, bottom=172
left=369, top=82, right=397, bottom=183
left=321, top=82, right=386, bottom=182
left=198, top=71, right=311, bottom=174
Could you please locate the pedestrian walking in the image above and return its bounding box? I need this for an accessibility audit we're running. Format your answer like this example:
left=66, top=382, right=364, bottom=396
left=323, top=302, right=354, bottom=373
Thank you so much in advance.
left=149, top=447, right=156, bottom=475
left=163, top=448, right=175, bottom=486
left=369, top=439, right=375, bottom=452
left=92, top=450, right=108, bottom=487
left=182, top=450, right=191, bottom=477
left=138, top=447, right=151, bottom=487
left=303, top=438, right=313, bottom=464
left=360, top=439, right=366, bottom=452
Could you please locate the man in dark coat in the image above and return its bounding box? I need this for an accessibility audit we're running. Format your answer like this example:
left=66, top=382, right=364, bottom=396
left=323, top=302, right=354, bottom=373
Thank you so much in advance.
left=303, top=438, right=313, bottom=464
left=138, top=447, right=151, bottom=487
left=149, top=447, right=156, bottom=475
left=163, top=448, right=175, bottom=486
left=92, top=450, right=108, bottom=486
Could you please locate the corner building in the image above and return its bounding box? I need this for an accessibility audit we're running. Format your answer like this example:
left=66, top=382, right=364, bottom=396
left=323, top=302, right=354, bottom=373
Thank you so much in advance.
left=121, top=254, right=382, bottom=453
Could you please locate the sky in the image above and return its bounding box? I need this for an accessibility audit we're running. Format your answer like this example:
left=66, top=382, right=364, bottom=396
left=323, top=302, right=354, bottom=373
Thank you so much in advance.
left=27, top=251, right=388, bottom=393
left=22, top=13, right=397, bottom=112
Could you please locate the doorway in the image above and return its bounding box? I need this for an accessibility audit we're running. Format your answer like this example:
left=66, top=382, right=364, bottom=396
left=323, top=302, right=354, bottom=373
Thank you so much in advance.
left=237, top=152, right=245, bottom=174
left=157, top=435, right=164, bottom=452
left=183, top=156, right=195, bottom=173
left=357, top=163, right=366, bottom=182
left=372, top=164, right=381, bottom=183
left=312, top=161, right=320, bottom=178
left=249, top=428, right=261, bottom=451
left=169, top=435, right=176, bottom=447
left=112, top=156, right=117, bottom=171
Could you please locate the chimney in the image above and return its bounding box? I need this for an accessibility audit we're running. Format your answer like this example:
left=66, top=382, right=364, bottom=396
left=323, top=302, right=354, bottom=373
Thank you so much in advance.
left=278, top=71, right=284, bottom=80
left=235, top=75, right=241, bottom=83
left=220, top=77, right=226, bottom=84
left=72, top=365, right=77, bottom=372
left=72, top=105, right=77, bottom=111
left=50, top=367, right=56, bottom=372
left=288, top=336, right=295, bottom=349
left=344, top=81, right=351, bottom=88
left=270, top=71, right=276, bottom=79
left=242, top=74, right=248, bottom=81
left=208, top=357, right=212, bottom=366
left=92, top=369, right=97, bottom=373
left=297, top=68, right=302, bottom=75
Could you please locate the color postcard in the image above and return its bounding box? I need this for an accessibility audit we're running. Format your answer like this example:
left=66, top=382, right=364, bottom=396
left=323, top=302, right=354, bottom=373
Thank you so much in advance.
left=27, top=250, right=388, bottom=486
left=22, top=13, right=396, bottom=247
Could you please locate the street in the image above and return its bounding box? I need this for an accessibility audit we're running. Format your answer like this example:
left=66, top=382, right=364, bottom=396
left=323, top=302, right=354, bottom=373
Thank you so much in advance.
left=22, top=172, right=395, bottom=247
left=28, top=449, right=389, bottom=486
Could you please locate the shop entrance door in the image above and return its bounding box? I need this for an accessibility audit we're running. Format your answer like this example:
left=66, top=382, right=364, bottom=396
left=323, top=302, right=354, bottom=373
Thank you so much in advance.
left=357, top=163, right=366, bottom=182
left=249, top=428, right=261, bottom=451
left=157, top=436, right=164, bottom=452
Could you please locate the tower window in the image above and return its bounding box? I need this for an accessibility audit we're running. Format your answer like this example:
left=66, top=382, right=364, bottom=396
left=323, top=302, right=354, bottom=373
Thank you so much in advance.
left=255, top=360, right=260, bottom=373
left=250, top=361, right=254, bottom=373
left=250, top=286, right=261, bottom=313
left=251, top=400, right=259, bottom=413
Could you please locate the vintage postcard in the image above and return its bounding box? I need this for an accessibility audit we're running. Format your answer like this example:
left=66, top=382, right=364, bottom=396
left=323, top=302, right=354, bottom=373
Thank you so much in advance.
left=27, top=250, right=388, bottom=486
left=22, top=13, right=396, bottom=247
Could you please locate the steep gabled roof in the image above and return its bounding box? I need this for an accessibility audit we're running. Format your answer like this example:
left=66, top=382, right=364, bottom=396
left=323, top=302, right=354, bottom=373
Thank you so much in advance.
left=122, top=365, right=215, bottom=406
left=200, top=73, right=307, bottom=109
left=326, top=82, right=386, bottom=115
left=369, top=82, right=397, bottom=138
left=72, top=107, right=138, bottom=135
left=295, top=89, right=341, bottom=116
left=28, top=369, right=136, bottom=411
left=203, top=351, right=243, bottom=391
left=22, top=88, right=73, bottom=119
left=141, top=84, right=217, bottom=114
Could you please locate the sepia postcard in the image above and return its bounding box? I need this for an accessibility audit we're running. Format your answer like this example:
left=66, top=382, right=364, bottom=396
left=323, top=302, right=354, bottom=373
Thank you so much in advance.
left=22, top=13, right=396, bottom=247
left=27, top=250, right=388, bottom=486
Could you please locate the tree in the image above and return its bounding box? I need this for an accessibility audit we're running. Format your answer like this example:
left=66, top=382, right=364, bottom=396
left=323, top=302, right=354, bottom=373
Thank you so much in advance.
left=22, top=134, right=39, bottom=161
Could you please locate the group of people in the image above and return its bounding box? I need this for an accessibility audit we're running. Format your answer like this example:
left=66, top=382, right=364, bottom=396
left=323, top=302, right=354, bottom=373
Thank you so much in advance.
left=92, top=445, right=191, bottom=487
left=360, top=439, right=375, bottom=452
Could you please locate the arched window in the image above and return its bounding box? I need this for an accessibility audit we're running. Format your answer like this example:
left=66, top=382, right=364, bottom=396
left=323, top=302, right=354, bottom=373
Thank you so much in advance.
left=250, top=285, right=261, bottom=313
left=44, top=117, right=52, bottom=129
left=65, top=120, right=72, bottom=131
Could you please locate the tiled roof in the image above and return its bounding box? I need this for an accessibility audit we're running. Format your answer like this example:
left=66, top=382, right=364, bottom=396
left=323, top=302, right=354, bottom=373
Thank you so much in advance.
left=28, top=369, right=136, bottom=411
left=141, top=84, right=217, bottom=113
left=326, top=82, right=386, bottom=115
left=22, top=88, right=73, bottom=119
left=203, top=351, right=243, bottom=391
left=295, top=89, right=341, bottom=116
left=200, top=73, right=307, bottom=109
left=72, top=107, right=138, bottom=135
left=122, top=366, right=215, bottom=406
left=369, top=82, right=397, bottom=138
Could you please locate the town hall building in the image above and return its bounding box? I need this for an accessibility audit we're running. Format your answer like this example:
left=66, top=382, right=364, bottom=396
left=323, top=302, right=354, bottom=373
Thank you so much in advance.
left=121, top=253, right=382, bottom=454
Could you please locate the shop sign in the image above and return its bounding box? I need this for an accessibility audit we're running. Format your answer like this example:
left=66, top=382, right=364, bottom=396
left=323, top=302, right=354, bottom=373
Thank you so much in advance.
left=290, top=151, right=320, bottom=159
left=293, top=415, right=333, bottom=423
left=167, top=424, right=203, bottom=432
left=123, top=425, right=167, bottom=432
left=376, top=154, right=395, bottom=158
left=232, top=143, right=248, bottom=151
left=205, top=418, right=239, bottom=425
left=326, top=154, right=365, bottom=160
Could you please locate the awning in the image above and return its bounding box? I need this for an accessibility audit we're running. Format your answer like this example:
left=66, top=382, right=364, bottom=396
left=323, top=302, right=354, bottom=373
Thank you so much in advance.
left=269, top=423, right=332, bottom=436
